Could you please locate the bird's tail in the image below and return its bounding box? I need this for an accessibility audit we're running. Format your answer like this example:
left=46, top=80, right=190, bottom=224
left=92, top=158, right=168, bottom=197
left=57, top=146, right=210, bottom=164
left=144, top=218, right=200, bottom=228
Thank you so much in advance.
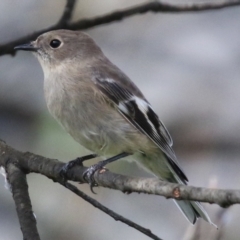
left=137, top=152, right=216, bottom=227
left=173, top=199, right=213, bottom=225
left=167, top=170, right=216, bottom=226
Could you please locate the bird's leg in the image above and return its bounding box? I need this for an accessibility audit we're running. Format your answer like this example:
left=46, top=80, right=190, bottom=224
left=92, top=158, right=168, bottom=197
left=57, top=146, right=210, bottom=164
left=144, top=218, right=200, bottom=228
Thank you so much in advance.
left=83, top=152, right=130, bottom=193
left=60, top=154, right=98, bottom=180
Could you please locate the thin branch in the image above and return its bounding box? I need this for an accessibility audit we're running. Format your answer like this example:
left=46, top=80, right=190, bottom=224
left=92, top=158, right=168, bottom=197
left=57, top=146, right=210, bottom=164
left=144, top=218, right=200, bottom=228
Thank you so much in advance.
left=69, top=0, right=240, bottom=30
left=1, top=139, right=240, bottom=208
left=59, top=180, right=162, bottom=240
left=93, top=171, right=239, bottom=208
left=1, top=0, right=240, bottom=56
left=58, top=0, right=76, bottom=25
left=7, top=162, right=40, bottom=240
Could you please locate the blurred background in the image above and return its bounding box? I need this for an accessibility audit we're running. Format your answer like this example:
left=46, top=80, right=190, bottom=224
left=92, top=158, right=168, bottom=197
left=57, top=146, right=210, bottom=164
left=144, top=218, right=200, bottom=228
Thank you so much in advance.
left=0, top=0, right=240, bottom=239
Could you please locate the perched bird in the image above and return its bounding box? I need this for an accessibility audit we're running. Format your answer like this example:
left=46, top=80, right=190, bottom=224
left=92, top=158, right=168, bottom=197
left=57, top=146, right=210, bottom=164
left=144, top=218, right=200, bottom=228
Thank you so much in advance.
left=15, top=29, right=214, bottom=225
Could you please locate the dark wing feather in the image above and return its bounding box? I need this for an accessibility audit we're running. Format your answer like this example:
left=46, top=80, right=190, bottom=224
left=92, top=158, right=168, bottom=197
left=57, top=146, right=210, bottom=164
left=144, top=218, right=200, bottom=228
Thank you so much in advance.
left=94, top=75, right=188, bottom=183
left=96, top=78, right=173, bottom=145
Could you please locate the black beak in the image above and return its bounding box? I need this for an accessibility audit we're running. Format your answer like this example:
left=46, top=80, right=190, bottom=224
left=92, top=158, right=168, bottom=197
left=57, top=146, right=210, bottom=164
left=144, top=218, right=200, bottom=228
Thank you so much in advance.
left=14, top=42, right=38, bottom=52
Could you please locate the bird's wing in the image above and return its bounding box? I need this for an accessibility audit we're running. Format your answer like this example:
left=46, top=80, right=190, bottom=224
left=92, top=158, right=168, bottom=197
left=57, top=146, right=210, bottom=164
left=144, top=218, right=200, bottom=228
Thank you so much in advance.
left=92, top=70, right=188, bottom=183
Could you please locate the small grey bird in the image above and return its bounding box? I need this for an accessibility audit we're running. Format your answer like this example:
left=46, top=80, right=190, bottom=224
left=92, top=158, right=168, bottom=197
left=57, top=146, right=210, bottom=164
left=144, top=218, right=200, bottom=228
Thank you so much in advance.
left=15, top=29, right=214, bottom=225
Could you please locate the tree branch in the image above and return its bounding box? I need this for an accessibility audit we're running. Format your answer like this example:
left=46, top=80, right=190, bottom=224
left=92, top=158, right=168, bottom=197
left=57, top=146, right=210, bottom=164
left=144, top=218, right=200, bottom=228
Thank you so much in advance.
left=0, top=139, right=240, bottom=208
left=59, top=180, right=162, bottom=240
left=69, top=0, right=240, bottom=30
left=7, top=162, right=40, bottom=240
left=58, top=0, right=76, bottom=26
left=1, top=0, right=240, bottom=57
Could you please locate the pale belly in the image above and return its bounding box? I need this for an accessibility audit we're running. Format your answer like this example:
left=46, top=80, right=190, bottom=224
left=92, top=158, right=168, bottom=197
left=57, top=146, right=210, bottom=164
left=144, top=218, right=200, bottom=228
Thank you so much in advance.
left=63, top=109, right=155, bottom=157
left=44, top=78, right=161, bottom=163
left=48, top=94, right=155, bottom=156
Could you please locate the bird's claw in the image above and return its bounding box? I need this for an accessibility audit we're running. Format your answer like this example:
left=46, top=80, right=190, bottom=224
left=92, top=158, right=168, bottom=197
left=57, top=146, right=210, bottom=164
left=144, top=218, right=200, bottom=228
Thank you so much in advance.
left=59, top=157, right=86, bottom=182
left=59, top=163, right=70, bottom=182
left=83, top=163, right=107, bottom=194
left=82, top=165, right=99, bottom=194
left=59, top=154, right=98, bottom=181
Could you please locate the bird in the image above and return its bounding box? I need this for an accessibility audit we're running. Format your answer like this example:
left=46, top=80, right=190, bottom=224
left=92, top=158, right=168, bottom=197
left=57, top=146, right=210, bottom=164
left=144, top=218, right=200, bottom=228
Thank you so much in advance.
left=15, top=29, right=214, bottom=225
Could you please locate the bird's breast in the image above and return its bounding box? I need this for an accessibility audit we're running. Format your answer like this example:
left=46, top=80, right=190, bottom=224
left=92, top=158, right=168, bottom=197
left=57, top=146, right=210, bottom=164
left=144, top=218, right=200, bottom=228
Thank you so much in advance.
left=43, top=75, right=148, bottom=155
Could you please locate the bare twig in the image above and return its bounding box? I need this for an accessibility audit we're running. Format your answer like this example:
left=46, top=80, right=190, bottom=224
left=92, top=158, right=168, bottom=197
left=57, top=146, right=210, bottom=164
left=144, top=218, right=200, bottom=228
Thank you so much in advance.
left=1, top=139, right=240, bottom=208
left=59, top=180, right=162, bottom=240
left=1, top=0, right=240, bottom=56
left=7, top=162, right=40, bottom=240
left=69, top=0, right=240, bottom=30
left=58, top=0, right=76, bottom=25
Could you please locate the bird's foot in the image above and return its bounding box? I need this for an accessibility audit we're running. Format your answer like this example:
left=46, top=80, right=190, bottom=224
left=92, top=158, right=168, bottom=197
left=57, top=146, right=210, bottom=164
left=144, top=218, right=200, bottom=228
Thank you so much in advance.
left=82, top=161, right=107, bottom=194
left=82, top=153, right=130, bottom=193
left=59, top=154, right=97, bottom=181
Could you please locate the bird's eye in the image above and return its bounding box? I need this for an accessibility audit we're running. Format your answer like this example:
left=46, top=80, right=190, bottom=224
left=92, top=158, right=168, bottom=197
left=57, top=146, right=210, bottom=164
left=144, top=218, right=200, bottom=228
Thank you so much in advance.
left=50, top=39, right=61, bottom=48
